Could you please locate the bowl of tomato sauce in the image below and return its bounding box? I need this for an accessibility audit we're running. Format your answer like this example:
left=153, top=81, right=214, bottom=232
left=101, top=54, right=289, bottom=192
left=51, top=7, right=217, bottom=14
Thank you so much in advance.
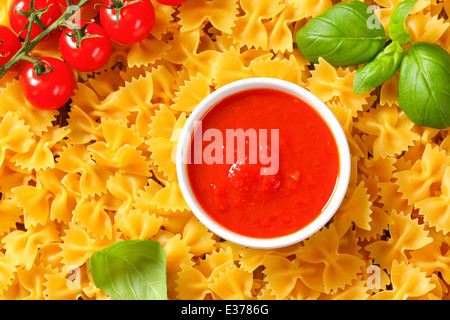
left=176, top=78, right=350, bottom=249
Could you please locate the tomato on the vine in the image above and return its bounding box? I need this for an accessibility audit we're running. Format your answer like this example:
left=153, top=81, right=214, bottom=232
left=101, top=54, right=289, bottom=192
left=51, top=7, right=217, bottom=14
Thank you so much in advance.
left=0, top=25, right=22, bottom=67
left=20, top=57, right=75, bottom=110
left=59, top=20, right=112, bottom=72
left=156, top=0, right=186, bottom=5
left=99, top=0, right=155, bottom=44
left=9, top=0, right=61, bottom=41
left=57, top=0, right=104, bottom=20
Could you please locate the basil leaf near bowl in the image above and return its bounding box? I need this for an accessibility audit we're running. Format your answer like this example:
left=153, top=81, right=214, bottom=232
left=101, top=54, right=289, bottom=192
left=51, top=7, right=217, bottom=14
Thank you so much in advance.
left=89, top=239, right=168, bottom=300
left=295, top=1, right=387, bottom=67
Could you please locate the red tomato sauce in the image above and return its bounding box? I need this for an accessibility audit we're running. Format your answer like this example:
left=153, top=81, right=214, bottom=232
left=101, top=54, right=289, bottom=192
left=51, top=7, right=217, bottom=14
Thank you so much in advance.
left=186, top=88, right=339, bottom=238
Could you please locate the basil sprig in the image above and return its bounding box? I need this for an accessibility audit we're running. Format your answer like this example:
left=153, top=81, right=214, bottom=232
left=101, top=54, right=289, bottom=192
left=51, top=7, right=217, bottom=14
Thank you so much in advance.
left=89, top=240, right=168, bottom=300
left=296, top=0, right=450, bottom=129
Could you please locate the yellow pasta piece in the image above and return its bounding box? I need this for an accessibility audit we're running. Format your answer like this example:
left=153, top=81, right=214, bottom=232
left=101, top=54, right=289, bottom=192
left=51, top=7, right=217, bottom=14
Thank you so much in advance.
left=147, top=105, right=186, bottom=181
left=43, top=266, right=88, bottom=300
left=2, top=222, right=60, bottom=270
left=127, top=37, right=171, bottom=68
left=0, top=254, right=17, bottom=296
left=371, top=260, right=435, bottom=300
left=0, top=161, right=33, bottom=198
left=415, top=167, right=450, bottom=233
left=156, top=232, right=193, bottom=298
left=0, top=0, right=13, bottom=28
left=88, top=120, right=151, bottom=177
left=106, top=172, right=149, bottom=211
left=172, top=74, right=212, bottom=113
left=319, top=276, right=371, bottom=300
left=178, top=0, right=238, bottom=33
left=164, top=29, right=221, bottom=81
left=12, top=179, right=51, bottom=229
left=59, top=222, right=119, bottom=273
left=66, top=105, right=103, bottom=145
left=11, top=126, right=70, bottom=172
left=0, top=80, right=58, bottom=136
left=354, top=104, right=420, bottom=160
left=297, top=224, right=365, bottom=293
left=308, top=58, right=373, bottom=117
left=263, top=255, right=304, bottom=299
left=366, top=211, right=432, bottom=270
left=328, top=101, right=366, bottom=159
left=175, top=263, right=211, bottom=300
left=239, top=248, right=273, bottom=273
left=175, top=247, right=234, bottom=299
left=15, top=263, right=58, bottom=300
left=249, top=55, right=303, bottom=84
left=197, top=247, right=235, bottom=278
left=289, top=0, right=332, bottom=18
left=73, top=196, right=113, bottom=240
left=0, top=0, right=449, bottom=301
left=150, top=0, right=177, bottom=40
left=395, top=144, right=450, bottom=205
left=182, top=216, right=216, bottom=256
left=265, top=1, right=305, bottom=53
left=115, top=209, right=163, bottom=240
left=56, top=144, right=113, bottom=197
left=0, top=199, right=22, bottom=236
left=150, top=179, right=190, bottom=213
left=0, top=112, right=34, bottom=167
left=212, top=47, right=257, bottom=88
left=209, top=264, right=254, bottom=300
left=410, top=235, right=450, bottom=285
left=37, top=242, right=64, bottom=270
left=378, top=181, right=414, bottom=215
left=334, top=181, right=372, bottom=237
left=380, top=72, right=399, bottom=106
left=354, top=205, right=393, bottom=241
left=407, top=11, right=449, bottom=44
left=374, top=0, right=431, bottom=30
left=232, top=0, right=285, bottom=50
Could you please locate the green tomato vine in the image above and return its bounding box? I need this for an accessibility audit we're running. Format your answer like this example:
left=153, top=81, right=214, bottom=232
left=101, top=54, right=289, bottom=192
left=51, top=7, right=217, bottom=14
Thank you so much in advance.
left=0, top=0, right=90, bottom=79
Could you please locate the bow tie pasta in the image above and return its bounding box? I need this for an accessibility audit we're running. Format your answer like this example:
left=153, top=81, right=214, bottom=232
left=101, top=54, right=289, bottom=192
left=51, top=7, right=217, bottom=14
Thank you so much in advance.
left=0, top=0, right=449, bottom=300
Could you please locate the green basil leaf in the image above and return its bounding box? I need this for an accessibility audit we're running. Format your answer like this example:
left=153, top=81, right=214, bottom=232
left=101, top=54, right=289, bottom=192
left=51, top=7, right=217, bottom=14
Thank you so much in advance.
left=353, top=41, right=404, bottom=94
left=388, top=0, right=418, bottom=44
left=399, top=42, right=450, bottom=129
left=89, top=240, right=168, bottom=300
left=296, top=1, right=387, bottom=67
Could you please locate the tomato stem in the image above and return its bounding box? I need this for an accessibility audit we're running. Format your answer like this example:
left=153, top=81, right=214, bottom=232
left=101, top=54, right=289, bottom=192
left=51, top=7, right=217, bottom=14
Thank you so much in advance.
left=0, top=0, right=90, bottom=79
left=62, top=21, right=103, bottom=48
left=95, top=0, right=141, bottom=26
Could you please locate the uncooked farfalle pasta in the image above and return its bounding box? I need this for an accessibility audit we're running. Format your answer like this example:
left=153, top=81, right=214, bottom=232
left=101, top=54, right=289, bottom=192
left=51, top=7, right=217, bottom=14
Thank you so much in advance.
left=0, top=0, right=449, bottom=300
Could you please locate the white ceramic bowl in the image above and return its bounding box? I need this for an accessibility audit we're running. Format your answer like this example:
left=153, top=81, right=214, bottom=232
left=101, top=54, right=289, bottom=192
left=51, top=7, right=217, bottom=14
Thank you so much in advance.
left=176, top=78, right=350, bottom=249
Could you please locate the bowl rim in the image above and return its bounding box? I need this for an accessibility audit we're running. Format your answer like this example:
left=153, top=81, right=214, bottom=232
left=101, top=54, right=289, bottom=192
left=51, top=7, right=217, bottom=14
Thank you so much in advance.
left=176, top=77, right=351, bottom=249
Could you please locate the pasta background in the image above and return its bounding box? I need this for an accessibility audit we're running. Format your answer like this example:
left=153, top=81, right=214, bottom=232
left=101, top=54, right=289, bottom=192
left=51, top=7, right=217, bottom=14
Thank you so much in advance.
left=0, top=0, right=450, bottom=300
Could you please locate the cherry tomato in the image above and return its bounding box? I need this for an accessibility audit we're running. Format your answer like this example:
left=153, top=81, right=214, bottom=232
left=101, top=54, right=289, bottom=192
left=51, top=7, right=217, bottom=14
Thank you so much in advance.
left=99, top=0, right=155, bottom=44
left=20, top=57, right=75, bottom=110
left=9, top=0, right=61, bottom=41
left=57, top=0, right=103, bottom=20
left=0, top=25, right=21, bottom=67
left=57, top=0, right=81, bottom=4
left=156, top=0, right=186, bottom=5
left=59, top=20, right=112, bottom=72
